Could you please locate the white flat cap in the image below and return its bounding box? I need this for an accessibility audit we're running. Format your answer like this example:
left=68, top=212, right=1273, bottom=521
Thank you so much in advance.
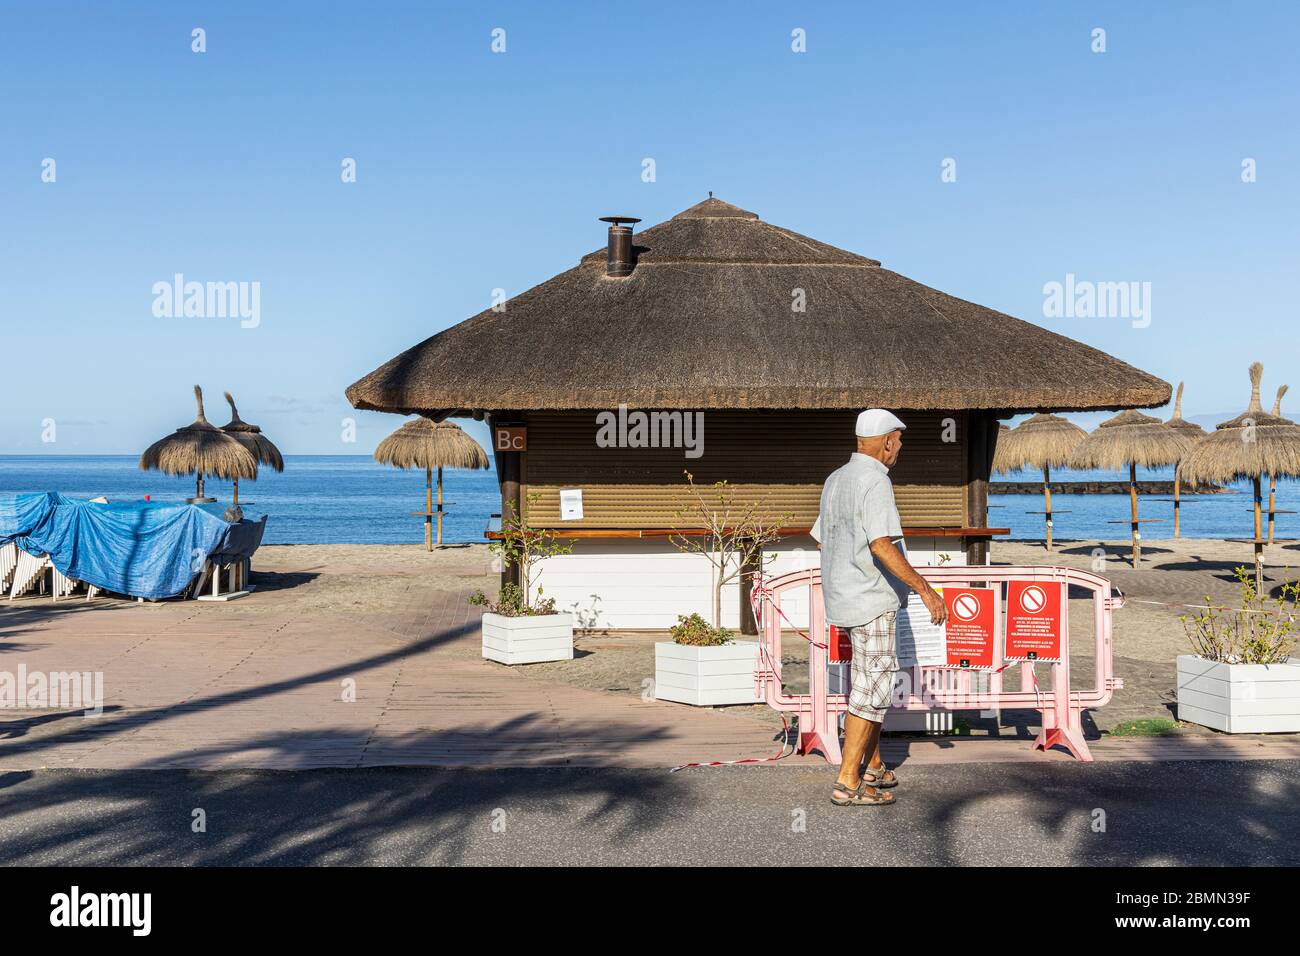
left=855, top=408, right=907, bottom=438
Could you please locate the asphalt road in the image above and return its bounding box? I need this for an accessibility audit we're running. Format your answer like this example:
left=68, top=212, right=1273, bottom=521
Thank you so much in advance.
left=1, top=759, right=1297, bottom=866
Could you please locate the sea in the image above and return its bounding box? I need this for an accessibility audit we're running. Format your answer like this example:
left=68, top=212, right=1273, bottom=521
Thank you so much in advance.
left=0, top=456, right=1294, bottom=545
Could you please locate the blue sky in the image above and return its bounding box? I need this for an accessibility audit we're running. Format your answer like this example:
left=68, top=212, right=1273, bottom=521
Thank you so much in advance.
left=2, top=1, right=1297, bottom=454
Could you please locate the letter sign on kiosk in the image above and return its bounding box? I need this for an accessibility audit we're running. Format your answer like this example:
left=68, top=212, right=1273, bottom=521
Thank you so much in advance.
left=942, top=586, right=997, bottom=669
left=494, top=425, right=527, bottom=452
left=1005, top=580, right=1065, bottom=661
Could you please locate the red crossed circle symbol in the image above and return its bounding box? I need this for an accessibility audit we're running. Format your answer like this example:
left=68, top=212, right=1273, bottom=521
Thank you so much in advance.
left=1019, top=585, right=1048, bottom=614
left=952, top=593, right=981, bottom=621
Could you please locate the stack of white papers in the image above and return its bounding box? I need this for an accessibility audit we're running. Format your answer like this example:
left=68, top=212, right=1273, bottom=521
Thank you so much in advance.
left=896, top=592, right=946, bottom=668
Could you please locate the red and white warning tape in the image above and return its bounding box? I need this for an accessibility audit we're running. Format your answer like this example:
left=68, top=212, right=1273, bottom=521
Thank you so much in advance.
left=667, top=576, right=817, bottom=772
left=1110, top=584, right=1295, bottom=616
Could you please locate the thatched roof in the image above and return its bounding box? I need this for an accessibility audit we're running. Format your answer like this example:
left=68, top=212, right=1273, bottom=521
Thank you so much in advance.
left=140, top=386, right=259, bottom=480
left=993, top=413, right=1087, bottom=474
left=1164, top=381, right=1205, bottom=437
left=346, top=197, right=1169, bottom=415
left=373, top=417, right=490, bottom=471
left=1070, top=409, right=1194, bottom=471
left=221, top=392, right=284, bottom=472
left=1181, top=363, right=1300, bottom=484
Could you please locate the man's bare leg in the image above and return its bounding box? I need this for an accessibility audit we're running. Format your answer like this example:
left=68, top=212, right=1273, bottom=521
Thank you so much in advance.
left=865, top=732, right=883, bottom=773
left=860, top=726, right=899, bottom=786
left=836, top=713, right=883, bottom=792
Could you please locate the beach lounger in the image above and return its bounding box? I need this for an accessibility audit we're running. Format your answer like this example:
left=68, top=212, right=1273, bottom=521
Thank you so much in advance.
left=50, top=564, right=79, bottom=600
left=6, top=550, right=83, bottom=601
left=8, top=550, right=51, bottom=599
left=0, top=542, right=17, bottom=593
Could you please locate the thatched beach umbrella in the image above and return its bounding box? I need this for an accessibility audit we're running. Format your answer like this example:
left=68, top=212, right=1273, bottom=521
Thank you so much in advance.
left=1071, top=409, right=1194, bottom=567
left=1267, top=384, right=1290, bottom=543
left=140, top=386, right=258, bottom=503
left=374, top=417, right=489, bottom=549
left=1163, top=382, right=1206, bottom=538
left=1181, top=363, right=1300, bottom=587
left=220, top=392, right=285, bottom=505
left=990, top=424, right=1012, bottom=472
left=993, top=413, right=1087, bottom=550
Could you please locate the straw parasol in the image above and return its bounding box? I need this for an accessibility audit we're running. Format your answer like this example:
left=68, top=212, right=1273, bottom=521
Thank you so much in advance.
left=993, top=413, right=1087, bottom=550
left=1070, top=409, right=1194, bottom=567
left=1266, top=384, right=1290, bottom=543
left=1163, top=382, right=1206, bottom=537
left=1181, top=363, right=1300, bottom=587
left=374, top=417, right=489, bottom=549
left=139, top=386, right=258, bottom=503
left=220, top=392, right=285, bottom=505
left=990, top=424, right=1012, bottom=472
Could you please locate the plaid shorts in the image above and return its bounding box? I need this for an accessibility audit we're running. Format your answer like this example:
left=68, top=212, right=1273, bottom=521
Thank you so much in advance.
left=847, top=611, right=899, bottom=722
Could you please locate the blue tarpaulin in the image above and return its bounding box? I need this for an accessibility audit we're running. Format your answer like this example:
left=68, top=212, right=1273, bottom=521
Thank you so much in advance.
left=0, top=493, right=266, bottom=600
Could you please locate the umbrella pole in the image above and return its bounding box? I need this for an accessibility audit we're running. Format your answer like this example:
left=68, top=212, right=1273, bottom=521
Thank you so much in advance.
left=233, top=477, right=240, bottom=505
left=1268, top=473, right=1277, bottom=544
left=1129, top=462, right=1140, bottom=568
left=425, top=467, right=433, bottom=552
left=1173, top=463, right=1181, bottom=538
left=437, top=466, right=444, bottom=547
left=1254, top=475, right=1264, bottom=592
left=196, top=472, right=204, bottom=500
left=1043, top=464, right=1053, bottom=551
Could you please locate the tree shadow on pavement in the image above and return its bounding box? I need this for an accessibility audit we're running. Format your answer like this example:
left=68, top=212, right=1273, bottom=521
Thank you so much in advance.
left=0, top=717, right=683, bottom=866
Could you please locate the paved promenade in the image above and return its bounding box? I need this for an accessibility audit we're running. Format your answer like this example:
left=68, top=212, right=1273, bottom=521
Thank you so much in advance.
left=2, top=545, right=1298, bottom=772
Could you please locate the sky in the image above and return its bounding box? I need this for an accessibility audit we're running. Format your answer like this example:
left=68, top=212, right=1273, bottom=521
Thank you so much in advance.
left=2, top=1, right=1297, bottom=455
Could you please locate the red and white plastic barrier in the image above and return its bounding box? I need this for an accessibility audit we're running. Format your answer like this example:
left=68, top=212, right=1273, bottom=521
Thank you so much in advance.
left=752, top=565, right=1121, bottom=763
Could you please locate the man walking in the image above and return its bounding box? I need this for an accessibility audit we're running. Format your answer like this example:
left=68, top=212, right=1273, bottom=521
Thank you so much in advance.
left=811, top=409, right=949, bottom=806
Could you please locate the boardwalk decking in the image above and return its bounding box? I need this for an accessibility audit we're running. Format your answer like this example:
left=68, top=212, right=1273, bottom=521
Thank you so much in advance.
left=0, top=568, right=795, bottom=771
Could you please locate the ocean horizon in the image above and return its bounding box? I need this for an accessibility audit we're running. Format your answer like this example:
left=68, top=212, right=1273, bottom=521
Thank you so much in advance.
left=0, top=455, right=1293, bottom=545
left=0, top=455, right=502, bottom=546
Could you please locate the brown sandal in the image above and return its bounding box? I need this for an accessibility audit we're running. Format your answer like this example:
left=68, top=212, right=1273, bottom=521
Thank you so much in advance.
left=830, top=781, right=896, bottom=807
left=862, top=765, right=898, bottom=789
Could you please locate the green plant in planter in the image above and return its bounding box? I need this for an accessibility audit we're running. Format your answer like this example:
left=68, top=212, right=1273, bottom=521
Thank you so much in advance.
left=670, top=613, right=733, bottom=647
left=469, top=492, right=573, bottom=617
left=1179, top=567, right=1299, bottom=664
left=469, top=583, right=558, bottom=618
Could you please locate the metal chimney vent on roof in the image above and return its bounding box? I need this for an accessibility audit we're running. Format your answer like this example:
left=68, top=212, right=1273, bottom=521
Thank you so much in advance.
left=599, top=215, right=640, bottom=277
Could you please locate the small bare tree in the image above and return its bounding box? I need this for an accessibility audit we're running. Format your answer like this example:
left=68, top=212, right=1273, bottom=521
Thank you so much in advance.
left=470, top=491, right=573, bottom=616
left=668, top=471, right=791, bottom=628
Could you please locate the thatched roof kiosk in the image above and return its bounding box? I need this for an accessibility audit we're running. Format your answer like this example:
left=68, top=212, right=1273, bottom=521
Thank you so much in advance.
left=373, top=417, right=490, bottom=550
left=346, top=197, right=1169, bottom=632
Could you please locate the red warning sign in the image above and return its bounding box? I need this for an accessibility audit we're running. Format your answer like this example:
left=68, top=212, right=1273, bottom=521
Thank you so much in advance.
left=1005, top=580, right=1065, bottom=661
left=829, top=625, right=852, bottom=663
left=943, top=587, right=997, bottom=669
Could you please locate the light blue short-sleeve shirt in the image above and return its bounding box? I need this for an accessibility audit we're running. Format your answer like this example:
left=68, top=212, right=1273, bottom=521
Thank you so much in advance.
left=811, top=453, right=909, bottom=627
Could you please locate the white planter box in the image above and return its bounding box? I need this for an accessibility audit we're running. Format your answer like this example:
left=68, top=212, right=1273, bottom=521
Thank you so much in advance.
left=1176, top=654, right=1300, bottom=733
left=655, top=641, right=762, bottom=706
left=481, top=612, right=574, bottom=665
